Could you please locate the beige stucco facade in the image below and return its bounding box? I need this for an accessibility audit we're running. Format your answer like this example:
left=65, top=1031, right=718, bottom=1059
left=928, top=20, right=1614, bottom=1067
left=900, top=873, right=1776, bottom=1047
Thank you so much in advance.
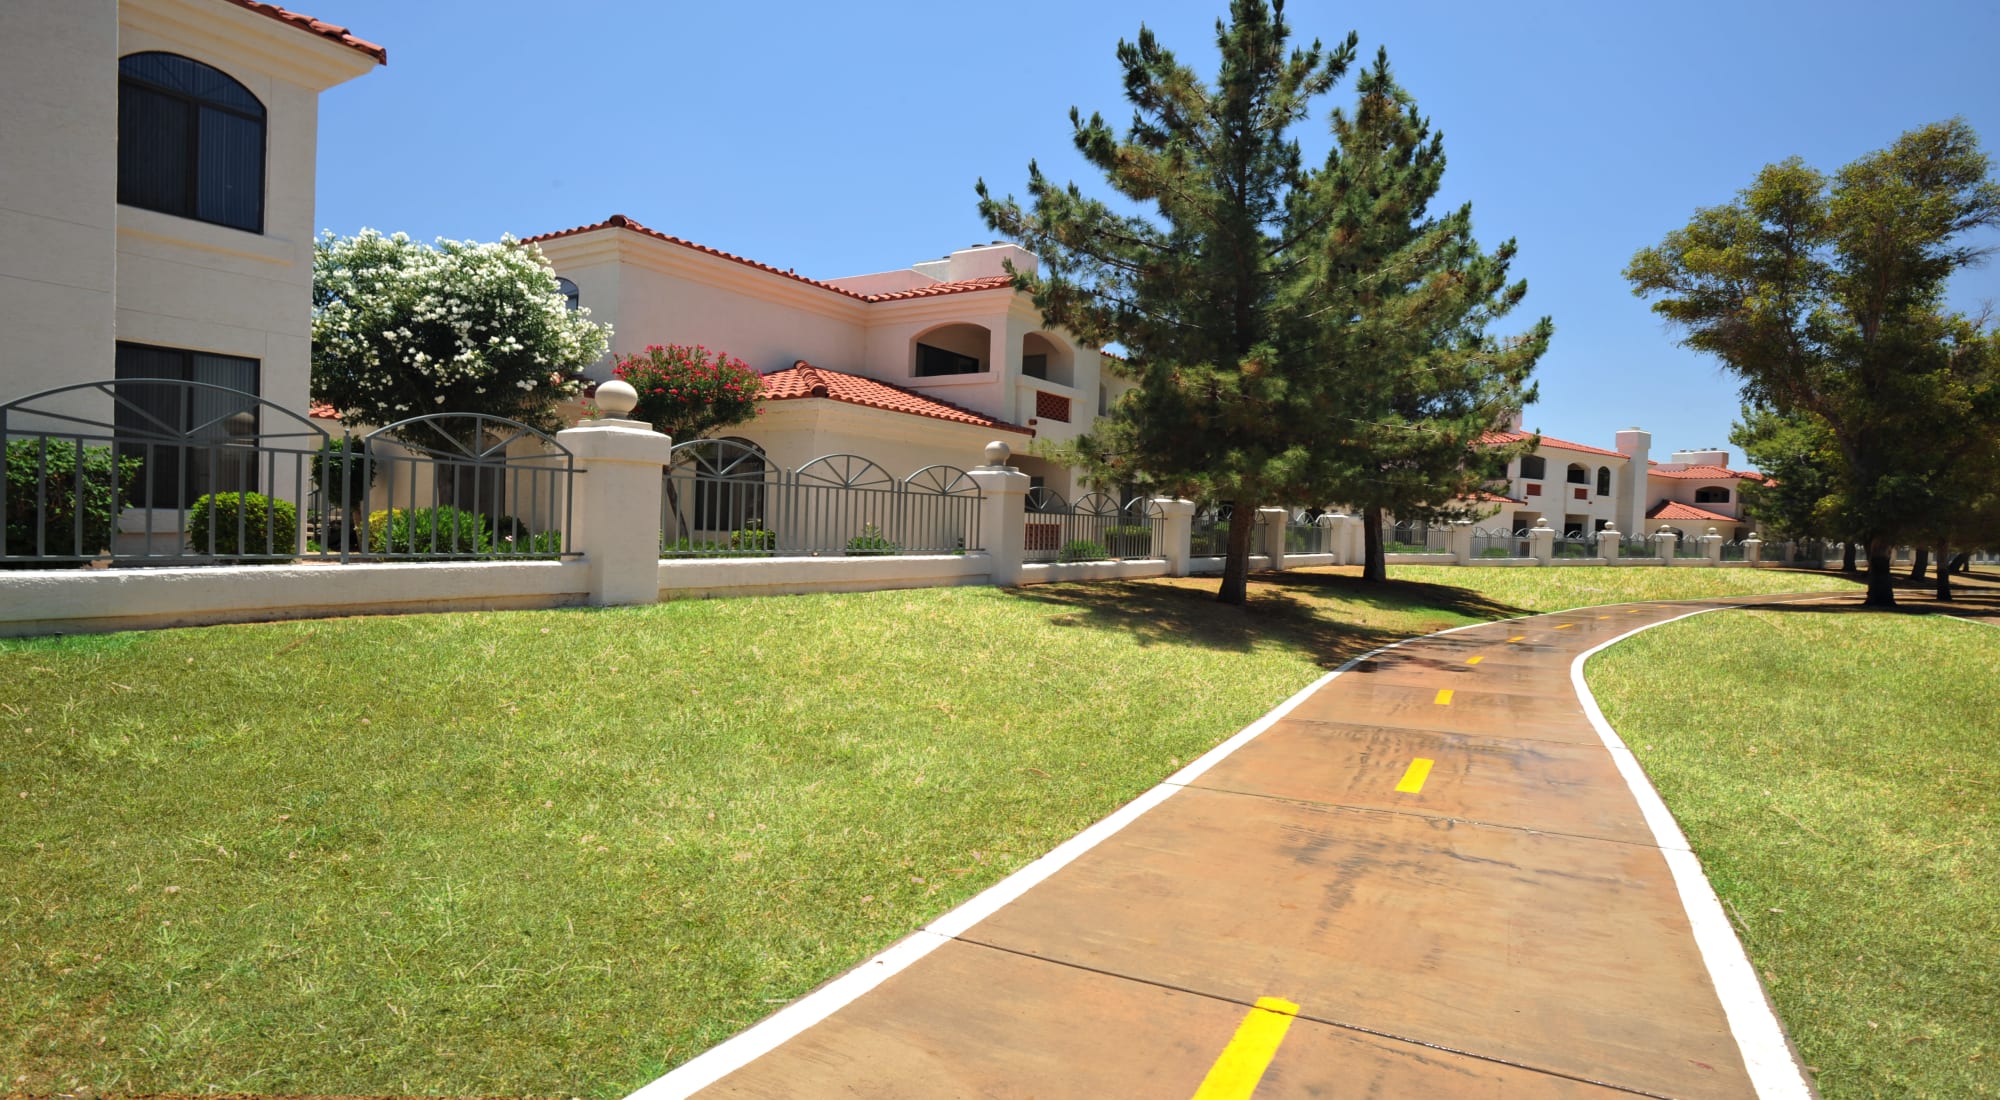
left=0, top=0, right=379, bottom=421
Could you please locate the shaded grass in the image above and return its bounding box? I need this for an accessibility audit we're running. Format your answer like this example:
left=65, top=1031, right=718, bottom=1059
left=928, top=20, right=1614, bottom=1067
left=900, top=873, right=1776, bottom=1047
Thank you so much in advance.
left=1586, top=608, right=1999, bottom=1098
left=1, top=565, right=1866, bottom=1097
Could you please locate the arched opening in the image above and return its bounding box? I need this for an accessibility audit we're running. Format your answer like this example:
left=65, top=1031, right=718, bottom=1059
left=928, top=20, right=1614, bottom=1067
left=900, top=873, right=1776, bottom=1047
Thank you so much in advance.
left=1566, top=463, right=1588, bottom=485
left=1694, top=486, right=1730, bottom=504
left=1596, top=467, right=1612, bottom=496
left=556, top=277, right=580, bottom=312
left=912, top=324, right=990, bottom=378
left=1021, top=332, right=1075, bottom=386
left=119, top=52, right=266, bottom=233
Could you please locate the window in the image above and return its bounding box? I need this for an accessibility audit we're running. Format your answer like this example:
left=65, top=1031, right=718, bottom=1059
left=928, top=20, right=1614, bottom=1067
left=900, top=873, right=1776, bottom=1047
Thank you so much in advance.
left=1695, top=486, right=1731, bottom=504
left=1098, top=385, right=1109, bottom=416
left=118, top=53, right=266, bottom=233
left=1596, top=467, right=1612, bottom=496
left=1566, top=463, right=1588, bottom=484
left=556, top=277, right=580, bottom=312
left=1519, top=454, right=1546, bottom=480
left=113, top=343, right=260, bottom=508
left=915, top=342, right=982, bottom=377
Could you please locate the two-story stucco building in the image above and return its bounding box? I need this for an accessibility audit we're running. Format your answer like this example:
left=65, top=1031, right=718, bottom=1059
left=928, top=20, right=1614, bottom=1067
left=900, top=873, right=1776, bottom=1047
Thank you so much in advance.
left=1474, top=423, right=1769, bottom=539
left=1, top=0, right=381, bottom=448
left=523, top=215, right=1133, bottom=498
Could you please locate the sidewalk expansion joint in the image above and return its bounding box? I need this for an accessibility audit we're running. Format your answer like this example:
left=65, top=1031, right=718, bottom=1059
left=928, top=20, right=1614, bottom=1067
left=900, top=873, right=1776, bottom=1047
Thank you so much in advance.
left=947, top=936, right=1683, bottom=1100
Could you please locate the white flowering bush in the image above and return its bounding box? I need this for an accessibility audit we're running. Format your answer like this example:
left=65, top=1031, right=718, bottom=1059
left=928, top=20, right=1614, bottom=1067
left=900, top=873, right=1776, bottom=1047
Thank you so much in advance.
left=311, top=230, right=610, bottom=434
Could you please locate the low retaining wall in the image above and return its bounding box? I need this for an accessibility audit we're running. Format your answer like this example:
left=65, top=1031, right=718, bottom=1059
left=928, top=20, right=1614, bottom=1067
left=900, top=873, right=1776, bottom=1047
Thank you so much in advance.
left=1019, top=557, right=1170, bottom=584
left=657, top=553, right=992, bottom=600
left=0, top=560, right=591, bottom=637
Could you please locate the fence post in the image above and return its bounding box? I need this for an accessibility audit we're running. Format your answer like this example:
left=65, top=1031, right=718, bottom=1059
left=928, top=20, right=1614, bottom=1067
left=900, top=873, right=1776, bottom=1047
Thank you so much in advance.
left=1529, top=518, right=1555, bottom=565
left=1322, top=511, right=1349, bottom=564
left=1153, top=498, right=1196, bottom=577
left=556, top=381, right=674, bottom=607
left=1700, top=526, right=1724, bottom=566
left=1445, top=520, right=1474, bottom=564
left=1744, top=533, right=1763, bottom=566
left=967, top=441, right=1031, bottom=586
left=1333, top=512, right=1364, bottom=565
left=1597, top=522, right=1621, bottom=562
left=1653, top=525, right=1679, bottom=563
left=1257, top=507, right=1289, bottom=571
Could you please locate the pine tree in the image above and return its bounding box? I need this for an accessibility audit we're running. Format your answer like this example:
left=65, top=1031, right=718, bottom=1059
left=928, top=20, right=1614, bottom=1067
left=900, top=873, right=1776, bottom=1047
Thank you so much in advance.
left=977, top=0, right=1358, bottom=605
left=1307, top=51, right=1549, bottom=582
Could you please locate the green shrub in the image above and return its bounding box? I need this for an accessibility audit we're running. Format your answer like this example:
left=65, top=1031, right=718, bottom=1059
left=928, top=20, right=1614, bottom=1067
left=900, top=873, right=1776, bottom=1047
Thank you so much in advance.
left=494, top=527, right=564, bottom=555
left=845, top=524, right=898, bottom=556
left=365, top=506, right=489, bottom=555
left=729, top=521, right=776, bottom=553
left=186, top=491, right=300, bottom=558
left=311, top=437, right=376, bottom=511
left=1104, top=523, right=1152, bottom=558
left=4, top=439, right=140, bottom=562
left=1058, top=538, right=1110, bottom=563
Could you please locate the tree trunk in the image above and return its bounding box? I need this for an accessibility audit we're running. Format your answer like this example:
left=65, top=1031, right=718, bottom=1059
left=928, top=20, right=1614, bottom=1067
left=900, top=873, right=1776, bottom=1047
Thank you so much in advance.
left=1934, top=541, right=1953, bottom=602
left=1841, top=539, right=1859, bottom=572
left=1948, top=551, right=1970, bottom=576
left=1862, top=542, right=1897, bottom=608
left=1361, top=504, right=1387, bottom=583
left=1909, top=547, right=1929, bottom=581
left=1216, top=502, right=1255, bottom=606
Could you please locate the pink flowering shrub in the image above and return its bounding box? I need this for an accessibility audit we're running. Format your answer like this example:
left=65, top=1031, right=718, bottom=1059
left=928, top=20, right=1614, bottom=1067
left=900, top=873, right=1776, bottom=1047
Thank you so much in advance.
left=610, top=344, right=763, bottom=441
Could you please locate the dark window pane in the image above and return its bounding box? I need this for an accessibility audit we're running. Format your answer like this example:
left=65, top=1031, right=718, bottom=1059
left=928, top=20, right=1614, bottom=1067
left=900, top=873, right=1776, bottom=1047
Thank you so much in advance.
left=120, top=52, right=196, bottom=93
left=112, top=344, right=261, bottom=507
left=916, top=343, right=982, bottom=377
left=196, top=106, right=263, bottom=231
left=118, top=83, right=191, bottom=215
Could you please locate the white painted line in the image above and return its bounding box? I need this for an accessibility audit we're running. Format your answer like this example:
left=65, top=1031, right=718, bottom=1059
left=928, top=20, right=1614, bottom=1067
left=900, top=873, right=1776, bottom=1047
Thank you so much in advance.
left=1569, top=600, right=1829, bottom=1100
left=627, top=615, right=1511, bottom=1099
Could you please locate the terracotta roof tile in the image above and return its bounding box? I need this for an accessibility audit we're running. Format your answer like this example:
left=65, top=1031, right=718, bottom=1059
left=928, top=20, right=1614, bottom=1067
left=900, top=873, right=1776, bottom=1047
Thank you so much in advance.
left=1469, top=489, right=1526, bottom=505
left=1477, top=429, right=1626, bottom=459
left=1646, top=500, right=1737, bottom=523
left=223, top=0, right=386, bottom=63
left=522, top=216, right=1018, bottom=304
left=1648, top=464, right=1768, bottom=481
left=760, top=361, right=1033, bottom=435
left=308, top=401, right=339, bottom=419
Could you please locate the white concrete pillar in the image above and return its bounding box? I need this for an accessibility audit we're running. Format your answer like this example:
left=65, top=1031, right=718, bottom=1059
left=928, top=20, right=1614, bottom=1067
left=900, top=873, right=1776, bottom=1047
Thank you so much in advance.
left=556, top=381, right=675, bottom=607
left=1653, top=525, right=1679, bottom=563
left=1702, top=526, right=1725, bottom=565
left=1258, top=507, right=1290, bottom=571
left=1445, top=521, right=1474, bottom=564
left=1153, top=498, right=1196, bottom=577
left=1597, top=522, right=1621, bottom=562
left=967, top=441, right=1032, bottom=586
left=1330, top=512, right=1363, bottom=565
left=1744, top=533, right=1763, bottom=566
left=1529, top=518, right=1555, bottom=565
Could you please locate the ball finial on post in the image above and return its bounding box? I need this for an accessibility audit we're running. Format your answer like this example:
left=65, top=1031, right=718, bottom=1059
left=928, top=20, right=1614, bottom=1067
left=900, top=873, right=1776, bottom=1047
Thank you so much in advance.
left=983, top=440, right=1012, bottom=466
left=594, top=379, right=639, bottom=420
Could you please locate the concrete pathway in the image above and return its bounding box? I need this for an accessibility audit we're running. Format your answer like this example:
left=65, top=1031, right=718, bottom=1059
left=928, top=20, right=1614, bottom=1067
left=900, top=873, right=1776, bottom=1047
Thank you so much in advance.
left=645, top=598, right=1825, bottom=1099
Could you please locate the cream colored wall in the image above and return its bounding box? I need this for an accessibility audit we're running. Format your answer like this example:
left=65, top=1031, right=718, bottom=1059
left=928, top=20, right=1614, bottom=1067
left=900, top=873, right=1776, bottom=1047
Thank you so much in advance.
left=113, top=0, right=374, bottom=419
left=1506, top=448, right=1627, bottom=532
left=0, top=1, right=120, bottom=419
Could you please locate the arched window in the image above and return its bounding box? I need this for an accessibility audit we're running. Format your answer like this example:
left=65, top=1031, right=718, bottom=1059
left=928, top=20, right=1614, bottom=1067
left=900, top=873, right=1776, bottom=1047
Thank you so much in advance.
left=118, top=53, right=266, bottom=233
left=1519, top=454, right=1546, bottom=480
left=1596, top=467, right=1611, bottom=496
left=556, top=277, right=580, bottom=312
left=1566, top=463, right=1588, bottom=484
left=1695, top=486, right=1730, bottom=504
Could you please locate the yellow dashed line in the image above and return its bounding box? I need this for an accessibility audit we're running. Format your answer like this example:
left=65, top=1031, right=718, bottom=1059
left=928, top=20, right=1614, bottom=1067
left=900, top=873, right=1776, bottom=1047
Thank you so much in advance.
left=1555, top=623, right=1574, bottom=630
left=1394, top=758, right=1435, bottom=794
left=1465, top=656, right=1484, bottom=666
left=1507, top=635, right=1525, bottom=643
left=1192, top=997, right=1301, bottom=1100
left=1434, top=689, right=1454, bottom=705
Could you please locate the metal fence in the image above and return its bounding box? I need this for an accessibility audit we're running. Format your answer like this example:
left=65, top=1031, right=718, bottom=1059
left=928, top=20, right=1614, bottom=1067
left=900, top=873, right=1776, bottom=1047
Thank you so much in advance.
left=1022, top=489, right=1164, bottom=563
left=1385, top=519, right=1450, bottom=554
left=1285, top=508, right=1331, bottom=555
left=1720, top=539, right=1749, bottom=562
left=1552, top=533, right=1596, bottom=559
left=1189, top=504, right=1232, bottom=557
left=1673, top=531, right=1708, bottom=558
left=661, top=439, right=980, bottom=557
left=1469, top=526, right=1529, bottom=558
left=3, top=380, right=573, bottom=565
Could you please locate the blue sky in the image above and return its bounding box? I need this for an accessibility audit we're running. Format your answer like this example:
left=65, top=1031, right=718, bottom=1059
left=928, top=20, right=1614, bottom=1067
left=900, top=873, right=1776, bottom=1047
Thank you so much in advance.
left=313, top=1, right=2000, bottom=466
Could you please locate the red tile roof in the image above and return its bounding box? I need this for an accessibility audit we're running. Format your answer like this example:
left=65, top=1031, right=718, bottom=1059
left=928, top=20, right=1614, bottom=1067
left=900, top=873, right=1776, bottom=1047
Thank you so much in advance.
left=1478, top=429, right=1626, bottom=459
left=759, top=361, right=1033, bottom=435
left=1469, top=489, right=1526, bottom=505
left=522, top=216, right=1018, bottom=304
left=223, top=1, right=386, bottom=63
left=1648, top=464, right=1769, bottom=481
left=308, top=401, right=339, bottom=419
left=1647, top=500, right=1737, bottom=523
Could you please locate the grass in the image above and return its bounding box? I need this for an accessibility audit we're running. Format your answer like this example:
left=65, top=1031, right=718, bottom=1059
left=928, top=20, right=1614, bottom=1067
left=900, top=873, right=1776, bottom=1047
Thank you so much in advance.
left=1, top=564, right=1862, bottom=1097
left=1586, top=606, right=1998, bottom=1098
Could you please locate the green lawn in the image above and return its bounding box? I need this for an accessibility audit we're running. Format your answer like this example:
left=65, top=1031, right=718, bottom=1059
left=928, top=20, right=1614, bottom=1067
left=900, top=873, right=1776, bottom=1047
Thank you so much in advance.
left=1586, top=607, right=1998, bottom=1098
left=1, top=565, right=1860, bottom=1097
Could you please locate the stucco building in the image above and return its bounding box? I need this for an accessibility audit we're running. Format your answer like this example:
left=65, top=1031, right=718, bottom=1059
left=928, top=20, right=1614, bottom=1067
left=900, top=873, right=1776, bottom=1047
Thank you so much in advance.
left=1475, top=424, right=1770, bottom=539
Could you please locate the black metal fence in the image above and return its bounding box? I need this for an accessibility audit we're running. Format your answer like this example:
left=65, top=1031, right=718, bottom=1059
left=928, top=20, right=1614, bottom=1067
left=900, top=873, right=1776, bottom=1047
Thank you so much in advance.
left=1285, top=509, right=1331, bottom=555
left=1469, top=526, right=1529, bottom=559
left=1023, top=489, right=1162, bottom=563
left=3, top=380, right=573, bottom=566
left=661, top=439, right=981, bottom=557
left=1189, top=504, right=1231, bottom=557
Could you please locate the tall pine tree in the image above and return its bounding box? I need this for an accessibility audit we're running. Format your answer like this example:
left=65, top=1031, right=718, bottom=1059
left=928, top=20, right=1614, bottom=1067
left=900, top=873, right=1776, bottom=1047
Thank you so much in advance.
left=1306, top=51, right=1548, bottom=582
left=977, top=0, right=1358, bottom=604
